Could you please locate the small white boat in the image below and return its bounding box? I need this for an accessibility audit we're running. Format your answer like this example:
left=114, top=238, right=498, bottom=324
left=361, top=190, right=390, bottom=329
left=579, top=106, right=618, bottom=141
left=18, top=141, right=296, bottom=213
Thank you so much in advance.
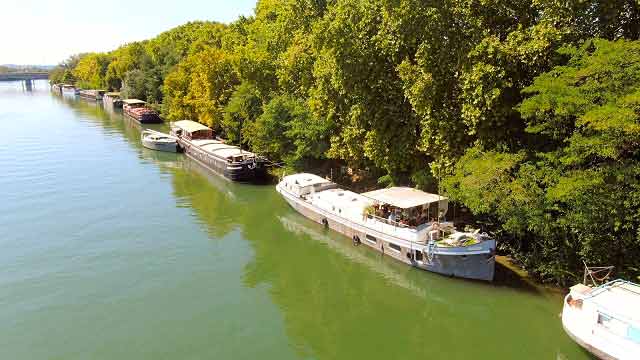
left=141, top=129, right=179, bottom=153
left=563, top=279, right=640, bottom=359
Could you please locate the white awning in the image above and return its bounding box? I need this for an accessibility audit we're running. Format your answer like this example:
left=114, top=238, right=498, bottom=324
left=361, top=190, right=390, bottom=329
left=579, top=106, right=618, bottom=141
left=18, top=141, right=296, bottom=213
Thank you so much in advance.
left=362, top=187, right=447, bottom=209
left=122, top=99, right=147, bottom=105
left=172, top=120, right=211, bottom=133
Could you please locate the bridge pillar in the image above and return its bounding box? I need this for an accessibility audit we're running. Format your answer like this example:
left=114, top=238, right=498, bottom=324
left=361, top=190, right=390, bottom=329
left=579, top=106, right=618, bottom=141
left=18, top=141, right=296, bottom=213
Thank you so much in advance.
left=21, top=79, right=33, bottom=91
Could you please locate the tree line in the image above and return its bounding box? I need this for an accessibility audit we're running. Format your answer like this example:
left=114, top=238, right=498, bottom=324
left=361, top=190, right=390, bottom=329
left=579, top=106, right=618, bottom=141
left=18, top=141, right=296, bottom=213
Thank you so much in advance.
left=49, top=0, right=640, bottom=284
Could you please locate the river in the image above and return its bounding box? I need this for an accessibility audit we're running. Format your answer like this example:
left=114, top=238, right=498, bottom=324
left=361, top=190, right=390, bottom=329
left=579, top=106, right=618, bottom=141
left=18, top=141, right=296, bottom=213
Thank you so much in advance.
left=0, top=81, right=592, bottom=359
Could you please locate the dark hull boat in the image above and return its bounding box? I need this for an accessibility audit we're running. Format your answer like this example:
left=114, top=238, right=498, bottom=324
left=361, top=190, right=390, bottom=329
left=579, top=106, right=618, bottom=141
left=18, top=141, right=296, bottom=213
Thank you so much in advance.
left=170, top=120, right=267, bottom=182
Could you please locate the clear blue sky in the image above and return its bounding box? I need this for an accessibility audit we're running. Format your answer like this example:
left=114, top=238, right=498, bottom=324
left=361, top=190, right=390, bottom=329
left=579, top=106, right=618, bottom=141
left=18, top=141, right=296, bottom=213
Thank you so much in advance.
left=0, top=0, right=257, bottom=65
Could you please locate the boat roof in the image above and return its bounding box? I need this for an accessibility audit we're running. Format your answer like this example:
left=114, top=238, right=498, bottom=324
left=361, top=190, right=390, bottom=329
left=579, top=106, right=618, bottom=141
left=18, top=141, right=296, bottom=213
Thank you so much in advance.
left=316, top=188, right=372, bottom=210
left=191, top=139, right=256, bottom=158
left=172, top=120, right=211, bottom=133
left=362, top=187, right=447, bottom=209
left=122, top=99, right=147, bottom=105
left=284, top=173, right=333, bottom=187
left=579, top=280, right=640, bottom=322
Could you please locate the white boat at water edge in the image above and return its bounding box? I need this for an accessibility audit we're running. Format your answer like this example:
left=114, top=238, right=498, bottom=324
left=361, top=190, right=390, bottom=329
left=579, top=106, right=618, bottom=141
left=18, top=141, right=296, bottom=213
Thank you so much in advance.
left=141, top=129, right=179, bottom=153
left=276, top=173, right=496, bottom=281
left=563, top=279, right=640, bottom=359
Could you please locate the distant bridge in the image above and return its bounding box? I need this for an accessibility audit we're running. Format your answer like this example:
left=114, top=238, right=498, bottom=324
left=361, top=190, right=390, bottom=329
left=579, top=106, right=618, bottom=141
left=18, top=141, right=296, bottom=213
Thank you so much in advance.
left=0, top=72, right=49, bottom=81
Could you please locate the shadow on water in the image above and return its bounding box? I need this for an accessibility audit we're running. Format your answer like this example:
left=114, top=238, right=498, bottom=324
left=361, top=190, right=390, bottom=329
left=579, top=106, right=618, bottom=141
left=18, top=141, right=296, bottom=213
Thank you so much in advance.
left=53, top=92, right=590, bottom=360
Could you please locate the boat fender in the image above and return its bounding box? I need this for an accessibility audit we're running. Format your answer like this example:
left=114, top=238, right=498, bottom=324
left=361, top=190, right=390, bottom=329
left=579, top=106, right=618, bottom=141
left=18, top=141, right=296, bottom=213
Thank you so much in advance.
left=352, top=235, right=360, bottom=246
left=321, top=218, right=329, bottom=227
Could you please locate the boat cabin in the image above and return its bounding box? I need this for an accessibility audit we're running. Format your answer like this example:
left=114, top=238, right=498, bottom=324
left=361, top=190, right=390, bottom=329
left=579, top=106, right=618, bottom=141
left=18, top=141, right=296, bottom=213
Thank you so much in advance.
left=122, top=98, right=147, bottom=109
left=280, top=173, right=338, bottom=197
left=104, top=92, right=123, bottom=107
left=171, top=120, right=214, bottom=140
left=104, top=92, right=120, bottom=100
left=362, top=187, right=448, bottom=229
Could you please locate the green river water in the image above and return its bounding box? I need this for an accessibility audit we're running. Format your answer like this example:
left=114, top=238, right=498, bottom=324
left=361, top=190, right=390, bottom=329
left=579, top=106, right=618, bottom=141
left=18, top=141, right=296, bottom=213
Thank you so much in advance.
left=0, top=81, right=592, bottom=359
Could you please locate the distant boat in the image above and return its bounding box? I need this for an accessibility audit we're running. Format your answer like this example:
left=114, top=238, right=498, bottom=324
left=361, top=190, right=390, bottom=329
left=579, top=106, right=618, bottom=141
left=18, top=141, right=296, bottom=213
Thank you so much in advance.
left=563, top=278, right=640, bottom=359
left=103, top=92, right=123, bottom=108
left=276, top=173, right=496, bottom=281
left=122, top=99, right=162, bottom=124
left=141, top=129, right=179, bottom=153
left=78, top=89, right=106, bottom=100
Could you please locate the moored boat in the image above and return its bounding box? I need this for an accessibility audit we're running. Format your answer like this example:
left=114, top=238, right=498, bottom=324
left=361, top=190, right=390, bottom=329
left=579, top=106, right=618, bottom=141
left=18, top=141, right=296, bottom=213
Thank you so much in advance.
left=276, top=173, right=496, bottom=281
left=141, top=129, right=179, bottom=153
left=103, top=92, right=123, bottom=108
left=563, top=279, right=640, bottom=359
left=78, top=89, right=106, bottom=100
left=122, top=99, right=162, bottom=124
left=62, top=84, right=75, bottom=93
left=170, top=120, right=267, bottom=182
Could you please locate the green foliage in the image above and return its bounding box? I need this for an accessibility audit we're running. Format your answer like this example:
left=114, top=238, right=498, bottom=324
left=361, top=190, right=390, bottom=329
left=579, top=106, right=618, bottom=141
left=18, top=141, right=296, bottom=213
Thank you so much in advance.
left=73, top=53, right=111, bottom=89
left=120, top=69, right=147, bottom=100
left=163, top=46, right=239, bottom=127
left=222, top=83, right=262, bottom=144
left=445, top=39, right=640, bottom=283
left=248, top=94, right=329, bottom=167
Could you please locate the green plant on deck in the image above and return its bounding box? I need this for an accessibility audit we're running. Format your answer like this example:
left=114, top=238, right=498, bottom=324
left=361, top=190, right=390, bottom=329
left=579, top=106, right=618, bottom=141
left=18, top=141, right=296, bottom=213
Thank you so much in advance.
left=362, top=205, right=376, bottom=218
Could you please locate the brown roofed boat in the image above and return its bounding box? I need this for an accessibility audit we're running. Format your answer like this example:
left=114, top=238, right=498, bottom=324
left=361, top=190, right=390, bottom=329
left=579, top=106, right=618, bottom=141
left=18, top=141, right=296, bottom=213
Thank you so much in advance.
left=122, top=99, right=162, bottom=124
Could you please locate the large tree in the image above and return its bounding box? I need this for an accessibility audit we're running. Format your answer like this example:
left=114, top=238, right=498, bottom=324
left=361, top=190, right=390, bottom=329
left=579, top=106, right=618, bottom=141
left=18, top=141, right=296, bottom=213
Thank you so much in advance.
left=445, top=39, right=640, bottom=283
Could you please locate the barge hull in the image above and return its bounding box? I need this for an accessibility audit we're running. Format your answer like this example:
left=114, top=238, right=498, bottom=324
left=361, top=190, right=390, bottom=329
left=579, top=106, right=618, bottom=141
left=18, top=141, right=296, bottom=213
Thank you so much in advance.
left=181, top=142, right=266, bottom=182
left=279, top=188, right=495, bottom=281
left=562, top=323, right=616, bottom=360
left=125, top=112, right=162, bottom=124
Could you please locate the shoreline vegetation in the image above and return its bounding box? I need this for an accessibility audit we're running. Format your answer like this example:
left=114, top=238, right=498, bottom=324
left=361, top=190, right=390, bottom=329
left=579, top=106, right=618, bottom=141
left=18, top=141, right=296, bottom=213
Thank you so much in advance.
left=49, top=0, right=640, bottom=286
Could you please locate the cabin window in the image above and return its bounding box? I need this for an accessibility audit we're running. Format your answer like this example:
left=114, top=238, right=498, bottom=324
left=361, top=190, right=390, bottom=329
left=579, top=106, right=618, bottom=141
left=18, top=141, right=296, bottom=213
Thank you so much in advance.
left=597, top=313, right=611, bottom=326
left=628, top=326, right=640, bottom=344
left=415, top=251, right=423, bottom=262
left=388, top=243, right=401, bottom=253
left=365, top=235, right=376, bottom=244
left=597, top=312, right=628, bottom=337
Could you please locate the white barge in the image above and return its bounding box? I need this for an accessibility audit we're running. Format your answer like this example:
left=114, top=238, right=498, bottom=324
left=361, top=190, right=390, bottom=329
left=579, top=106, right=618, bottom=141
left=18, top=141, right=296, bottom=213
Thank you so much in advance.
left=276, top=173, right=496, bottom=281
left=563, top=280, right=640, bottom=359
